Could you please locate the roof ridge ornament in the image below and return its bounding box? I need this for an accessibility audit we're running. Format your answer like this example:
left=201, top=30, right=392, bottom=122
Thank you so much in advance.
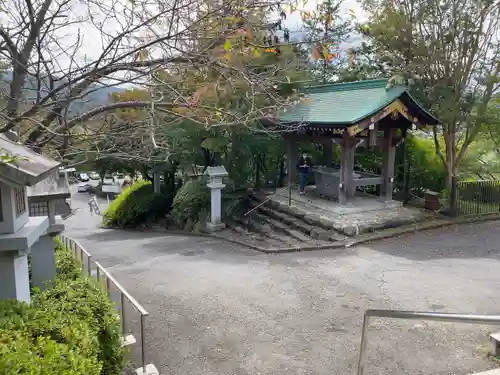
left=385, top=75, right=405, bottom=91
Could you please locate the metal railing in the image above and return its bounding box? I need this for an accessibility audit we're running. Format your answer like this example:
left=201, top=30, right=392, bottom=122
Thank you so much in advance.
left=357, top=309, right=500, bottom=375
left=58, top=235, right=151, bottom=374
left=457, top=180, right=500, bottom=216
left=244, top=184, right=295, bottom=217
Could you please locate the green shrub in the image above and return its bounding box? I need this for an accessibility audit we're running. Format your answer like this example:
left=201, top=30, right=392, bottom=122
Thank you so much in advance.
left=403, top=135, right=447, bottom=196
left=0, top=240, right=124, bottom=375
left=170, top=178, right=210, bottom=230
left=103, top=180, right=174, bottom=228
left=0, top=330, right=102, bottom=375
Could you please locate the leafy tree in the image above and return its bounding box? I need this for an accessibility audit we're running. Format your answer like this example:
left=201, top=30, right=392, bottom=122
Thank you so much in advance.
left=301, top=0, right=352, bottom=83
left=358, top=0, right=500, bottom=203
left=0, top=0, right=318, bottom=162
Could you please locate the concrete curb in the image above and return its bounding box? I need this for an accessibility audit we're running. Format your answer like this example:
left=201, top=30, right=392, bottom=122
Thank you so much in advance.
left=346, top=213, right=500, bottom=249
left=103, top=214, right=500, bottom=254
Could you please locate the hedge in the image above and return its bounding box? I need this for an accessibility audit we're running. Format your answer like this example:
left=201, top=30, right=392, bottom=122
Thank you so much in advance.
left=103, top=180, right=173, bottom=228
left=0, top=240, right=124, bottom=375
left=169, top=178, right=211, bottom=230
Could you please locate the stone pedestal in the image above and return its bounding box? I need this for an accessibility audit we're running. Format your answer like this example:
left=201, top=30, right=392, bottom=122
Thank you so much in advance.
left=0, top=250, right=30, bottom=302
left=207, top=182, right=225, bottom=232
left=204, top=166, right=228, bottom=232
left=30, top=217, right=64, bottom=290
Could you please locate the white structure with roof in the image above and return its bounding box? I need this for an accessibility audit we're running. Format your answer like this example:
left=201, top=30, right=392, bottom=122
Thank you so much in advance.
left=27, top=170, right=69, bottom=289
left=205, top=165, right=228, bottom=232
left=0, top=133, right=60, bottom=301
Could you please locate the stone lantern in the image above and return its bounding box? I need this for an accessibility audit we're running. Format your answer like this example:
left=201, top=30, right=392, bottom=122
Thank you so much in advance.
left=205, top=166, right=228, bottom=232
left=27, top=169, right=70, bottom=289
left=0, top=133, right=60, bottom=302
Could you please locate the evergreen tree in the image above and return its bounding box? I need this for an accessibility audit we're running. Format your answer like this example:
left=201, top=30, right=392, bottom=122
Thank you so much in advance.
left=301, top=0, right=351, bottom=83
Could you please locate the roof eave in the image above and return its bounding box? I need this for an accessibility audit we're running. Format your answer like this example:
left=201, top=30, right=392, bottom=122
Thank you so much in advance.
left=0, top=163, right=60, bottom=187
left=401, top=91, right=441, bottom=125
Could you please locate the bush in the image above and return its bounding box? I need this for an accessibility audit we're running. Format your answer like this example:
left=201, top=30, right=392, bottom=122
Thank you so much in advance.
left=170, top=178, right=210, bottom=230
left=103, top=180, right=174, bottom=228
left=402, top=135, right=447, bottom=196
left=168, top=177, right=249, bottom=231
left=0, top=240, right=124, bottom=375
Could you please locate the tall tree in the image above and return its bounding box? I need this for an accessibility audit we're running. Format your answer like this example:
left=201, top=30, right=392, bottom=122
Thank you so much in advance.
left=359, top=0, right=500, bottom=196
left=301, top=0, right=351, bottom=83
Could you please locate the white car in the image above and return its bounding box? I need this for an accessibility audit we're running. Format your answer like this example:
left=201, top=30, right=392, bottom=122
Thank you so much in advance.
left=89, top=172, right=100, bottom=180
left=77, top=182, right=92, bottom=193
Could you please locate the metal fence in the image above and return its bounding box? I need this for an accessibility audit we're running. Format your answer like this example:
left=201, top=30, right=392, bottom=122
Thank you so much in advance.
left=457, top=180, right=500, bottom=216
left=357, top=309, right=500, bottom=375
left=58, top=235, right=151, bottom=374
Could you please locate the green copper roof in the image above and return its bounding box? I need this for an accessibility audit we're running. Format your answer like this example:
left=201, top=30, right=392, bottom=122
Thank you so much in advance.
left=279, top=78, right=438, bottom=126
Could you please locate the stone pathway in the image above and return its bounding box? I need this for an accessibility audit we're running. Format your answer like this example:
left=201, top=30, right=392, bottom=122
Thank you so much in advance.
left=65, top=186, right=500, bottom=375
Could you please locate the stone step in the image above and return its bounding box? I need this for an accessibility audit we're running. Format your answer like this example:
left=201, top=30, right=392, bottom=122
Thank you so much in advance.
left=260, top=215, right=313, bottom=243
left=252, top=201, right=347, bottom=242
left=225, top=223, right=273, bottom=248
left=251, top=193, right=335, bottom=232
left=227, top=223, right=249, bottom=235
left=255, top=204, right=314, bottom=235
left=234, top=217, right=299, bottom=248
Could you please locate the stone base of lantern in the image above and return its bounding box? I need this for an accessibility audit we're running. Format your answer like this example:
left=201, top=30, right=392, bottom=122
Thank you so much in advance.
left=0, top=216, right=49, bottom=303
left=0, top=250, right=30, bottom=302
left=206, top=221, right=226, bottom=232
left=135, top=364, right=159, bottom=375
left=31, top=216, right=65, bottom=290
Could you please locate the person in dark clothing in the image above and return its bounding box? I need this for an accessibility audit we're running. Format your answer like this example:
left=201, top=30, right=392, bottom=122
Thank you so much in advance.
left=297, top=152, right=313, bottom=195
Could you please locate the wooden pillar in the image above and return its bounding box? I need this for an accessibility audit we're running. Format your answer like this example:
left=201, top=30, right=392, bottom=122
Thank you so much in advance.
left=344, top=138, right=356, bottom=199
left=381, top=127, right=396, bottom=201
left=322, top=139, right=333, bottom=167
left=286, top=135, right=297, bottom=188
left=339, top=140, right=347, bottom=205
left=339, top=136, right=355, bottom=205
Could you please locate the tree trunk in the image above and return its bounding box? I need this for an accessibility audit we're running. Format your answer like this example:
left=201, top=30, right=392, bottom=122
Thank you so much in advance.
left=447, top=165, right=458, bottom=217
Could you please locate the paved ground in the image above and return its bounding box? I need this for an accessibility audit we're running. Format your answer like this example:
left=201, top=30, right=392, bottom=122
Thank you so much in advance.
left=66, top=188, right=500, bottom=375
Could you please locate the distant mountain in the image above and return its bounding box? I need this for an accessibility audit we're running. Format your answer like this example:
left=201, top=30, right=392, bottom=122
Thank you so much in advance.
left=1, top=71, right=125, bottom=116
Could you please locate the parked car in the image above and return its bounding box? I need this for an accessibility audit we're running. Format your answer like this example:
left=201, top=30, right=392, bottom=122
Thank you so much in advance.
left=89, top=172, right=100, bottom=180
left=77, top=182, right=92, bottom=192
left=103, top=176, right=115, bottom=185
left=78, top=173, right=90, bottom=182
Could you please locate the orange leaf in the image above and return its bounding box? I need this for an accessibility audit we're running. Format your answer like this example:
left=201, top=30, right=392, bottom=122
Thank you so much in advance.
left=312, top=45, right=320, bottom=60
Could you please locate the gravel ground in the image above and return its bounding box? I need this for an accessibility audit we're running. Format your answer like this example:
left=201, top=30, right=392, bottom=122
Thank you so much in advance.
left=65, top=187, right=500, bottom=375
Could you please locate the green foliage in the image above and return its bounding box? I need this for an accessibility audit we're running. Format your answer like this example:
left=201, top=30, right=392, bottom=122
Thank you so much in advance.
left=401, top=135, right=447, bottom=195
left=0, top=240, right=123, bottom=375
left=103, top=180, right=174, bottom=228
left=358, top=0, right=500, bottom=186
left=170, top=178, right=210, bottom=230
left=355, top=134, right=447, bottom=197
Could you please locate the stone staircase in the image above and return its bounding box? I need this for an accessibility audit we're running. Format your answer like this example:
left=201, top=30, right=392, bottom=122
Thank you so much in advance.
left=223, top=194, right=348, bottom=251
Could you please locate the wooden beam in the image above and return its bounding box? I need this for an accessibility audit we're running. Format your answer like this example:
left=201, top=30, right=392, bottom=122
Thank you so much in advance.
left=380, top=128, right=396, bottom=202
left=347, top=99, right=419, bottom=137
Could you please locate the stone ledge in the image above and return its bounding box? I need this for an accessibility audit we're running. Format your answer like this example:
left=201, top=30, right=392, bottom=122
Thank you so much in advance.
left=469, top=369, right=500, bottom=375
left=103, top=214, right=500, bottom=254
left=0, top=216, right=49, bottom=251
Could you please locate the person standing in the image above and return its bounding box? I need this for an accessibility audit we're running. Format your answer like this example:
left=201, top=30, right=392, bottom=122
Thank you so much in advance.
left=297, top=152, right=313, bottom=195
